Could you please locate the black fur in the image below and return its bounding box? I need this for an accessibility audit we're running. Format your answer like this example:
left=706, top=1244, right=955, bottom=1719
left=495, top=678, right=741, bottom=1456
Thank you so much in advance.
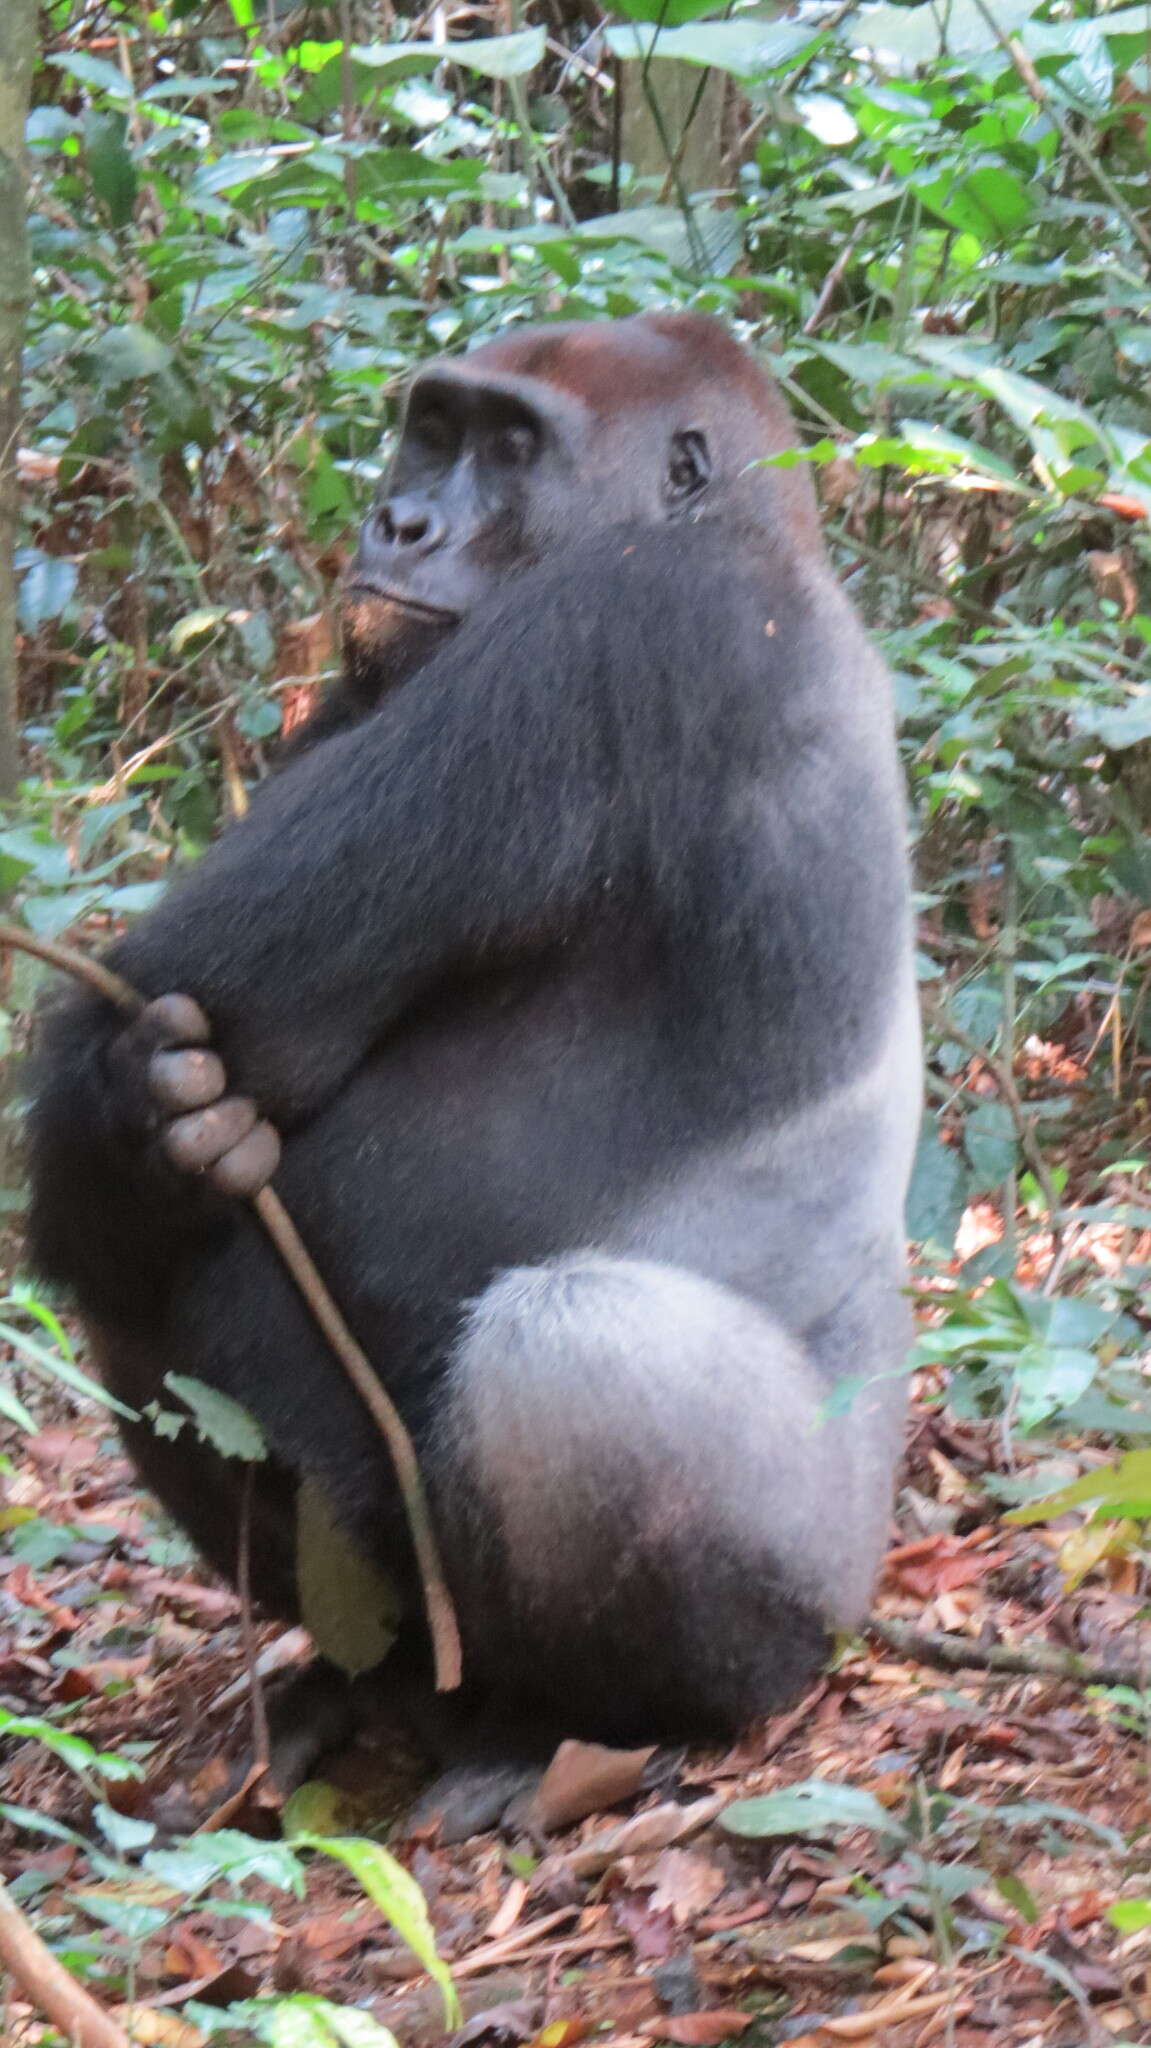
left=28, top=346, right=918, bottom=1757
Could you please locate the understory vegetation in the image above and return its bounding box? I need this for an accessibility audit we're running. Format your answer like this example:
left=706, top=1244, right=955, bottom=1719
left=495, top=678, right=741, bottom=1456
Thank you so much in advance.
left=3, top=0, right=1151, bottom=2042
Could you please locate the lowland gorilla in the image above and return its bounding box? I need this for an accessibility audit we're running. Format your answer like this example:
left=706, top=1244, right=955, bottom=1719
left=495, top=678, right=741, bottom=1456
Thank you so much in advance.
left=28, top=312, right=920, bottom=1831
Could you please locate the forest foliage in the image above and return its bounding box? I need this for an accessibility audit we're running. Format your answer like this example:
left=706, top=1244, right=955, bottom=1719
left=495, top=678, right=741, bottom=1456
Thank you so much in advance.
left=11, top=0, right=1151, bottom=1469
left=4, top=0, right=1151, bottom=2036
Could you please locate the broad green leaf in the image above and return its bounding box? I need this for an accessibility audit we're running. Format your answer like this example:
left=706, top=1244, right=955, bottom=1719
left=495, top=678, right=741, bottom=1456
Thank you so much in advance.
left=0, top=1710, right=143, bottom=1782
left=47, top=52, right=135, bottom=101
left=849, top=0, right=1034, bottom=61
left=87, top=324, right=173, bottom=384
left=605, top=19, right=817, bottom=77
left=145, top=1830, right=305, bottom=1895
left=917, top=164, right=1032, bottom=241
left=18, top=555, right=78, bottom=629
left=1008, top=1448, right=1151, bottom=1525
left=84, top=110, right=138, bottom=227
left=448, top=29, right=546, bottom=78
left=611, top=0, right=725, bottom=21
left=170, top=606, right=230, bottom=652
left=1109, top=1901, right=1151, bottom=1933
left=905, top=1119, right=966, bottom=1250
left=964, top=1098, right=1017, bottom=1189
left=192, top=146, right=311, bottom=198
left=225, top=1996, right=400, bottom=2048
left=294, top=1836, right=460, bottom=2027
left=896, top=420, right=1028, bottom=492
left=1075, top=690, right=1151, bottom=750
left=722, top=1780, right=904, bottom=1841
left=1014, top=1344, right=1098, bottom=1432
left=164, top=1374, right=268, bottom=1461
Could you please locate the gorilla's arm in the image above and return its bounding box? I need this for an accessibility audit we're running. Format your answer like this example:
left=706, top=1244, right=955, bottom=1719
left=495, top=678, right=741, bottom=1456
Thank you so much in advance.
left=27, top=522, right=865, bottom=1323
left=103, top=524, right=785, bottom=1121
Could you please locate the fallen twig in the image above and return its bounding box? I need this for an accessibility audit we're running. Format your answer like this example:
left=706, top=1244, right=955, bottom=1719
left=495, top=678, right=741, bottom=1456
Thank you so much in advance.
left=0, top=1872, right=133, bottom=2048
left=871, top=1614, right=1146, bottom=1690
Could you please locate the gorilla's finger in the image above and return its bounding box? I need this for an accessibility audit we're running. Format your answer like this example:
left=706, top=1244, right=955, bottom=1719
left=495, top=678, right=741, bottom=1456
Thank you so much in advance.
left=162, top=1097, right=258, bottom=1172
left=209, top=1121, right=282, bottom=1199
left=139, top=993, right=213, bottom=1048
left=149, top=1048, right=227, bottom=1113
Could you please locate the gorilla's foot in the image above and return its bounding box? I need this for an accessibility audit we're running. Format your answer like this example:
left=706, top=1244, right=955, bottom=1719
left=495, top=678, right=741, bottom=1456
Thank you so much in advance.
left=266, top=1656, right=359, bottom=1793
left=404, top=1759, right=544, bottom=1843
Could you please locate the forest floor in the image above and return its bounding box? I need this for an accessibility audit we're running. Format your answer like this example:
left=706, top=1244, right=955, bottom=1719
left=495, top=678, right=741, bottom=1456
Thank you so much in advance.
left=4, top=1362, right=1151, bottom=2048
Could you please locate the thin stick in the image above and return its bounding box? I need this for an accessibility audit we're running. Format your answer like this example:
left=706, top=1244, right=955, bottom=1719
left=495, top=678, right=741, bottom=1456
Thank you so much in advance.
left=871, top=1614, right=1145, bottom=1691
left=0, top=921, right=462, bottom=1691
left=237, top=1465, right=270, bottom=1764
left=0, top=1872, right=132, bottom=2048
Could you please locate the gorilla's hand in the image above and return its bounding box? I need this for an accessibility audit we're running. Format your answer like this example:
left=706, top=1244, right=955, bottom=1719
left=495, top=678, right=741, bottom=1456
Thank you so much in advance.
left=117, top=994, right=281, bottom=1198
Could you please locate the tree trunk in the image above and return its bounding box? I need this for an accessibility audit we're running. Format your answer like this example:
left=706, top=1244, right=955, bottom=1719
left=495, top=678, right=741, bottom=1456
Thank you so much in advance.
left=0, top=0, right=36, bottom=801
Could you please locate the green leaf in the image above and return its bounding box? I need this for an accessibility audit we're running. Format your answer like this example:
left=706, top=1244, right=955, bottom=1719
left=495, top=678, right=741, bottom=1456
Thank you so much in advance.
left=170, top=606, right=230, bottom=653
left=721, top=1780, right=905, bottom=1842
left=1108, top=1900, right=1151, bottom=1933
left=995, top=1873, right=1039, bottom=1923
left=0, top=1381, right=36, bottom=1431
left=611, top=0, right=725, bottom=20
left=1007, top=1448, right=1151, bottom=1526
left=225, top=1995, right=400, bottom=2048
left=164, top=1374, right=268, bottom=1461
left=448, top=29, right=546, bottom=78
left=0, top=1319, right=136, bottom=1419
left=294, top=1836, right=461, bottom=2027
left=905, top=1119, right=966, bottom=1250
left=1014, top=1343, right=1098, bottom=1433
left=1075, top=690, right=1151, bottom=751
left=47, top=52, right=135, bottom=101
left=87, top=324, right=173, bottom=384
left=964, top=1098, right=1017, bottom=1189
left=296, top=1476, right=401, bottom=1677
left=605, top=19, right=817, bottom=77
left=84, top=110, right=138, bottom=228
left=918, top=164, right=1032, bottom=241
left=849, top=0, right=1035, bottom=62
left=18, top=555, right=78, bottom=629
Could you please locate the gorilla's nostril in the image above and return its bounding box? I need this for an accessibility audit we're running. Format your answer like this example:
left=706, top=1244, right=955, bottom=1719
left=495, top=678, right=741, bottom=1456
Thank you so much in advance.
left=377, top=499, right=446, bottom=552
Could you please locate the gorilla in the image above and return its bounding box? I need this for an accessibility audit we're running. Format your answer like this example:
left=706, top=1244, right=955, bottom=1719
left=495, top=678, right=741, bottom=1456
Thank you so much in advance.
left=27, top=312, right=920, bottom=1831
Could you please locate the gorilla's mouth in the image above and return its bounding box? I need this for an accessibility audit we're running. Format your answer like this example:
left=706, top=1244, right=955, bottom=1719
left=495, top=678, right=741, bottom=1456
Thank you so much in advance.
left=344, top=581, right=460, bottom=626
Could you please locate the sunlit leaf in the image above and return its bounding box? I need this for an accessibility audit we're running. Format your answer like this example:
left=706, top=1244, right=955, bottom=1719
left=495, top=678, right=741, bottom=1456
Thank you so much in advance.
left=293, top=1836, right=461, bottom=2027
left=164, top=1375, right=268, bottom=1461
left=722, top=1781, right=904, bottom=1841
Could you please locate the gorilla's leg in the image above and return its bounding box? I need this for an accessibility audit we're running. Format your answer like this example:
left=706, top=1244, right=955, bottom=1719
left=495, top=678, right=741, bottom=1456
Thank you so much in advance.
left=412, top=1254, right=901, bottom=1833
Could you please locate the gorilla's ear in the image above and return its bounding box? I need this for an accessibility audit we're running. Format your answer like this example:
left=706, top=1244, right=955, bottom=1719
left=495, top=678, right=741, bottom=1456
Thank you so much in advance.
left=666, top=429, right=711, bottom=510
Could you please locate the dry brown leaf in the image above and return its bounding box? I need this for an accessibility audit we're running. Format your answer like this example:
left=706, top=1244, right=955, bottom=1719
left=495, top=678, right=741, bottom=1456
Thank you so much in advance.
left=642, top=2012, right=752, bottom=2045
left=528, top=1740, right=656, bottom=1832
left=646, top=1848, right=726, bottom=1926
left=484, top=1880, right=529, bottom=1942
left=818, top=1989, right=966, bottom=2039
left=111, top=2008, right=205, bottom=2048
left=559, top=1794, right=726, bottom=1879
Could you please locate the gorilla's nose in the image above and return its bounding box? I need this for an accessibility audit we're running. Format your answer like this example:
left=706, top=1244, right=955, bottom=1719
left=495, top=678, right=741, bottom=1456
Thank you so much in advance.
left=374, top=494, right=448, bottom=554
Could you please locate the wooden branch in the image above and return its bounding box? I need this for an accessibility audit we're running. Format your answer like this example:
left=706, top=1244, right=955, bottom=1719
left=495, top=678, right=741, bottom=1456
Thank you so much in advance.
left=0, top=921, right=461, bottom=1692
left=871, top=1614, right=1146, bottom=1691
left=0, top=1873, right=132, bottom=2048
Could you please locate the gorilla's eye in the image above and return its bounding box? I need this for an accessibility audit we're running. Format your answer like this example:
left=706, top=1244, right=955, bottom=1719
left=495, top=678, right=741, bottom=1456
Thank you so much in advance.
left=491, top=422, right=539, bottom=467
left=414, top=407, right=458, bottom=458
left=666, top=428, right=711, bottom=505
